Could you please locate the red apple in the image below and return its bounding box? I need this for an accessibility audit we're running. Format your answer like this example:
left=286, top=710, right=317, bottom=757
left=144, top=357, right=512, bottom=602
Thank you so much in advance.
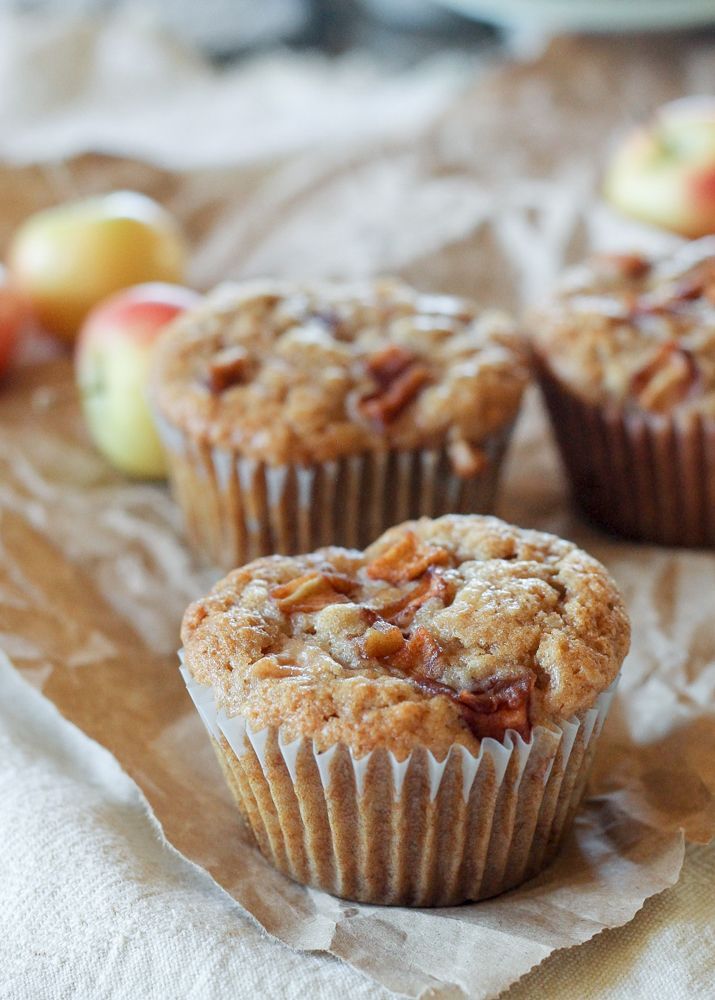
left=9, top=191, right=188, bottom=343
left=604, top=97, right=715, bottom=238
left=0, top=264, right=30, bottom=377
left=76, top=283, right=200, bottom=478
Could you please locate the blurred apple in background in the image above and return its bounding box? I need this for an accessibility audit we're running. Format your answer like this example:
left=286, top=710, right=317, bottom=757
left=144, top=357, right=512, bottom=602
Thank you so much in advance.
left=76, top=283, right=200, bottom=479
left=604, top=97, right=715, bottom=238
left=0, top=264, right=30, bottom=377
left=8, top=191, right=187, bottom=343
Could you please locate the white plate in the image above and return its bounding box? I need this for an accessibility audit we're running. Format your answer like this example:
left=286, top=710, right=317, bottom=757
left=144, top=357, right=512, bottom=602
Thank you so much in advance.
left=434, top=0, right=715, bottom=32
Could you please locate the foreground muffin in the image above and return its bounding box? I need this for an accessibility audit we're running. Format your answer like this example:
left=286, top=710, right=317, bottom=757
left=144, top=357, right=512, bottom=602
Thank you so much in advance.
left=530, top=239, right=715, bottom=546
left=150, top=279, right=527, bottom=567
left=180, top=514, right=629, bottom=906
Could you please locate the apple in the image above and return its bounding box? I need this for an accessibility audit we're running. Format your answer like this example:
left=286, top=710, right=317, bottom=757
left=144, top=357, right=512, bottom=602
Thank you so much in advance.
left=8, top=191, right=187, bottom=342
left=76, top=283, right=200, bottom=478
left=604, top=97, right=715, bottom=238
left=0, top=264, right=29, bottom=377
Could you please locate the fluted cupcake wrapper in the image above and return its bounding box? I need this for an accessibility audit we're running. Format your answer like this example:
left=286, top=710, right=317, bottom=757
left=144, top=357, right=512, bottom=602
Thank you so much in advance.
left=154, top=410, right=514, bottom=568
left=180, top=655, right=617, bottom=907
left=536, top=360, right=715, bottom=547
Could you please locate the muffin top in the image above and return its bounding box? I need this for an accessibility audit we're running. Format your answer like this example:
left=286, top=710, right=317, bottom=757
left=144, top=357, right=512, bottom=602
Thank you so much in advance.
left=530, top=238, right=715, bottom=415
left=150, top=279, right=527, bottom=466
left=181, top=515, right=629, bottom=760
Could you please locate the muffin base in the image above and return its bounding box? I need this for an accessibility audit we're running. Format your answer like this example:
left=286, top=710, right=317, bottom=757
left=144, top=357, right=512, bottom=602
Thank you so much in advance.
left=155, top=416, right=514, bottom=567
left=181, top=659, right=616, bottom=907
left=536, top=360, right=715, bottom=548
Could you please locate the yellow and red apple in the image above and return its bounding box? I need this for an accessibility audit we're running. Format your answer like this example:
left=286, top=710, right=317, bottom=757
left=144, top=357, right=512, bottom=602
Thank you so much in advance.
left=8, top=191, right=187, bottom=342
left=76, top=283, right=200, bottom=478
left=604, top=97, right=715, bottom=238
left=0, top=264, right=30, bottom=377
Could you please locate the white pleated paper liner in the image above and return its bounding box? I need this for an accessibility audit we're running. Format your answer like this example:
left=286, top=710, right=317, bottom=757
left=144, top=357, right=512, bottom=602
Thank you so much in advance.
left=154, top=408, right=514, bottom=568
left=179, top=652, right=618, bottom=907
left=535, top=356, right=715, bottom=547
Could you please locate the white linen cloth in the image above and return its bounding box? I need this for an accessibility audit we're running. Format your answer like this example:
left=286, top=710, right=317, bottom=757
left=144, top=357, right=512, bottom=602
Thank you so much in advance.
left=0, top=652, right=385, bottom=1000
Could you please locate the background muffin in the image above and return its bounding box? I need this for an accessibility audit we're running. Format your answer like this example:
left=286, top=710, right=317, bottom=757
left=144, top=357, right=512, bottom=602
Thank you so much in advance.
left=530, top=239, right=715, bottom=546
left=180, top=514, right=630, bottom=906
left=150, top=279, right=528, bottom=567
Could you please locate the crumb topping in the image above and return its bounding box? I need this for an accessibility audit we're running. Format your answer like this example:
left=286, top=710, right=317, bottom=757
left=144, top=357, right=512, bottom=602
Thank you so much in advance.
left=150, top=279, right=527, bottom=466
left=529, top=238, right=715, bottom=414
left=181, top=515, right=630, bottom=759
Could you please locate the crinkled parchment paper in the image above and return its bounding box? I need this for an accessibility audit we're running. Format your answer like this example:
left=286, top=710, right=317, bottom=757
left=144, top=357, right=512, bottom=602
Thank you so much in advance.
left=1, top=33, right=714, bottom=1000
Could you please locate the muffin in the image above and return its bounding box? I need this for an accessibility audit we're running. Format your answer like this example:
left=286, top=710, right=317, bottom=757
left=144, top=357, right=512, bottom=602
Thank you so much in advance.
left=530, top=239, right=715, bottom=546
left=180, top=514, right=629, bottom=906
left=150, top=279, right=527, bottom=568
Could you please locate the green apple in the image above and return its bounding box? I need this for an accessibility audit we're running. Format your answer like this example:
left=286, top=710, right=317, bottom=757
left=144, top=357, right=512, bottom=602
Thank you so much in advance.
left=604, top=97, right=715, bottom=238
left=8, top=191, right=187, bottom=342
left=76, top=283, right=200, bottom=478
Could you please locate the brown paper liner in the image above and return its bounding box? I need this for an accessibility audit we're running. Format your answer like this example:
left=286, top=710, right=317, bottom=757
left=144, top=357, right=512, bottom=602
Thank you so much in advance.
left=536, top=360, right=715, bottom=547
left=154, top=414, right=514, bottom=567
left=181, top=661, right=616, bottom=907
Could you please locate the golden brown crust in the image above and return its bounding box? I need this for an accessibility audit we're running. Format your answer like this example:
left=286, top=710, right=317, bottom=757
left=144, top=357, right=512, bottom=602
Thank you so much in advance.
left=150, top=279, right=527, bottom=465
left=529, top=239, right=715, bottom=414
left=181, top=515, right=630, bottom=759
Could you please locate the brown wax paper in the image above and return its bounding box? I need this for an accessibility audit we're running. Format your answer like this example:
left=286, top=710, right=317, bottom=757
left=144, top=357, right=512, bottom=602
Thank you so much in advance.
left=1, top=33, right=715, bottom=1000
